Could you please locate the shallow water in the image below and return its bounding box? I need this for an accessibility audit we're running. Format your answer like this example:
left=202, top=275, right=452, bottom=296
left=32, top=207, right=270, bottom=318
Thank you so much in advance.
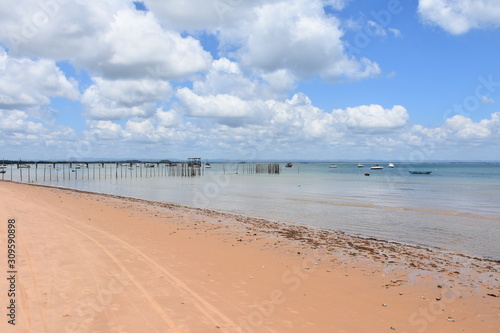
left=5, top=162, right=499, bottom=259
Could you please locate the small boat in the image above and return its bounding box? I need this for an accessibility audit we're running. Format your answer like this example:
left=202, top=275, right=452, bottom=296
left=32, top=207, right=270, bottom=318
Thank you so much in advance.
left=145, top=163, right=155, bottom=168
left=205, top=162, right=212, bottom=168
left=364, top=173, right=370, bottom=176
left=285, top=162, right=293, bottom=168
left=18, top=164, right=31, bottom=168
left=370, top=164, right=384, bottom=170
left=357, top=164, right=364, bottom=168
left=388, top=163, right=395, bottom=168
left=329, top=164, right=338, bottom=168
left=409, top=171, right=432, bottom=174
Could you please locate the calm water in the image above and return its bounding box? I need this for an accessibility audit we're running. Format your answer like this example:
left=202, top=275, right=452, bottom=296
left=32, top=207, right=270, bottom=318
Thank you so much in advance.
left=5, top=162, right=500, bottom=259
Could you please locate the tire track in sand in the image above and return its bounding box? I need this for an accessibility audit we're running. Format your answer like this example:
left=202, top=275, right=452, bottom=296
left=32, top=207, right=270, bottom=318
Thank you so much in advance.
left=61, top=219, right=241, bottom=331
left=61, top=223, right=184, bottom=333
left=60, top=222, right=163, bottom=332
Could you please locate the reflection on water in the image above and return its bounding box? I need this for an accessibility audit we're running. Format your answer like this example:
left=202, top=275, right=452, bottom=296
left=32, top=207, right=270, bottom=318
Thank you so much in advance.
left=5, top=162, right=500, bottom=259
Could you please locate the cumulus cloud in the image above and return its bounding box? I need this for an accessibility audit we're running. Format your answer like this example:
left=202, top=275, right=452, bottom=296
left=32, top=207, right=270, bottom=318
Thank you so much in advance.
left=147, top=0, right=380, bottom=81
left=332, top=105, right=410, bottom=133
left=234, top=0, right=380, bottom=80
left=443, top=114, right=494, bottom=139
left=0, top=2, right=212, bottom=80
left=81, top=77, right=172, bottom=120
left=0, top=0, right=123, bottom=58
left=0, top=50, right=79, bottom=109
left=0, top=109, right=44, bottom=134
left=418, top=0, right=500, bottom=34
left=86, top=120, right=124, bottom=140
left=404, top=113, right=500, bottom=147
left=191, top=58, right=296, bottom=100
left=94, top=9, right=212, bottom=79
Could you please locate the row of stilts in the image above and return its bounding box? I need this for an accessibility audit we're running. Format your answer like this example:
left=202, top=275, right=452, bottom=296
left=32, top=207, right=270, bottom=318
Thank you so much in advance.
left=0, top=162, right=204, bottom=182
left=0, top=162, right=284, bottom=183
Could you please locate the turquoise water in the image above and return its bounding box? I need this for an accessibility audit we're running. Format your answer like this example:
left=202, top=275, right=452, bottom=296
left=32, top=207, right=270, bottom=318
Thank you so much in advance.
left=4, top=162, right=499, bottom=259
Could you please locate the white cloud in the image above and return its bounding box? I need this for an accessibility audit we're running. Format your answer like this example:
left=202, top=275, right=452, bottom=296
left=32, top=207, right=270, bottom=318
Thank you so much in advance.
left=0, top=3, right=212, bottom=80
left=143, top=0, right=232, bottom=31
left=81, top=77, right=172, bottom=120
left=367, top=20, right=387, bottom=37
left=191, top=58, right=296, bottom=100
left=0, top=109, right=44, bottom=134
left=323, top=0, right=352, bottom=10
left=234, top=0, right=380, bottom=80
left=155, top=108, right=182, bottom=128
left=388, top=28, right=402, bottom=37
left=0, top=0, right=124, bottom=58
left=86, top=120, right=124, bottom=140
left=332, top=105, right=410, bottom=133
left=177, top=88, right=267, bottom=127
left=418, top=0, right=500, bottom=34
left=404, top=113, right=500, bottom=146
left=147, top=0, right=380, bottom=81
left=481, top=96, right=495, bottom=104
left=443, top=114, right=493, bottom=139
left=95, top=9, right=212, bottom=79
left=0, top=50, right=79, bottom=109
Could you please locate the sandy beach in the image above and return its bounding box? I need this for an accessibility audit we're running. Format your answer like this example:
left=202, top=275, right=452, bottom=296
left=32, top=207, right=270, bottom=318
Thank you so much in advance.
left=0, top=181, right=498, bottom=332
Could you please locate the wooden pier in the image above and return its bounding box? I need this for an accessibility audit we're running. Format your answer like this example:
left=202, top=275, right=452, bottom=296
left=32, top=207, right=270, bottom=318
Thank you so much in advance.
left=0, top=160, right=287, bottom=183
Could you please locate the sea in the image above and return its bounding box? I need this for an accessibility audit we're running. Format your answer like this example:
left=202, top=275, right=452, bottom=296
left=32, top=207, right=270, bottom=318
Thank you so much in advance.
left=3, top=162, right=499, bottom=259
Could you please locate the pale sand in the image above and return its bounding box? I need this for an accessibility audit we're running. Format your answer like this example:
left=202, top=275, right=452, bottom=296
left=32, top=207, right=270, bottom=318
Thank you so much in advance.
left=0, top=181, right=498, bottom=332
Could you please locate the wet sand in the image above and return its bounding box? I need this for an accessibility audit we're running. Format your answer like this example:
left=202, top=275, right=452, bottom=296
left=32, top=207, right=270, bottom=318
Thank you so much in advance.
left=0, top=181, right=498, bottom=332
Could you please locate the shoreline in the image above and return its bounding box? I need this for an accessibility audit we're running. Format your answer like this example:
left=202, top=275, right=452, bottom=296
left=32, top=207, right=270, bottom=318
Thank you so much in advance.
left=0, top=180, right=498, bottom=332
left=9, top=180, right=500, bottom=264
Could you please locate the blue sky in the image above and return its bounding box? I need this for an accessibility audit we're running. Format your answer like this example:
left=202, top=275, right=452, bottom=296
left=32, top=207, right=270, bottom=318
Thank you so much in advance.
left=0, top=0, right=499, bottom=161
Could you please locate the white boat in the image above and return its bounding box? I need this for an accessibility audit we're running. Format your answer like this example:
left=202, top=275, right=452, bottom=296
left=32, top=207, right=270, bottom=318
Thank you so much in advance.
left=329, top=164, right=338, bottom=168
left=388, top=163, right=395, bottom=168
left=370, top=164, right=384, bottom=170
left=18, top=164, right=31, bottom=168
left=145, top=163, right=155, bottom=168
left=357, top=164, right=364, bottom=168
left=205, top=162, right=212, bottom=168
